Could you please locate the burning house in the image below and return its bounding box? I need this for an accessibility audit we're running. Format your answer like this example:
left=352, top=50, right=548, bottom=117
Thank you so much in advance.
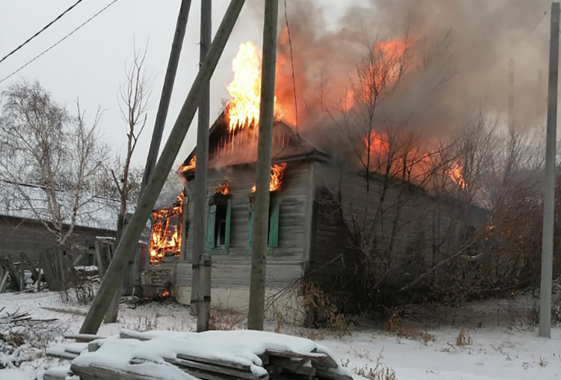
left=144, top=33, right=490, bottom=314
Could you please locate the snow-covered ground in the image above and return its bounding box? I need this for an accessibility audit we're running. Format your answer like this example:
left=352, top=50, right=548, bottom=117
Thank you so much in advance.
left=0, top=290, right=559, bottom=380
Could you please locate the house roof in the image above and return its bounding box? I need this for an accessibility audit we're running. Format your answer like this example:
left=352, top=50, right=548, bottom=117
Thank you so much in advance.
left=0, top=180, right=121, bottom=231
left=180, top=110, right=328, bottom=175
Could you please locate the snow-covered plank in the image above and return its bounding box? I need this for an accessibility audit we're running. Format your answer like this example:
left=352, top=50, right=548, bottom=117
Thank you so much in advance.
left=176, top=353, right=253, bottom=371
left=46, top=342, right=88, bottom=360
left=268, top=356, right=316, bottom=376
left=167, top=357, right=267, bottom=380
left=71, top=362, right=183, bottom=380
left=43, top=365, right=76, bottom=380
left=265, top=349, right=338, bottom=369
left=64, top=333, right=106, bottom=342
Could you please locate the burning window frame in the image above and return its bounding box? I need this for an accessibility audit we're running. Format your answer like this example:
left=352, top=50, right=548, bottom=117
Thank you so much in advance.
left=206, top=192, right=232, bottom=254
left=148, top=193, right=184, bottom=265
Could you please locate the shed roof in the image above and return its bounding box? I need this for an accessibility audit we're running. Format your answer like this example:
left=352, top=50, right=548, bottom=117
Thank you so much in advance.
left=0, top=180, right=120, bottom=231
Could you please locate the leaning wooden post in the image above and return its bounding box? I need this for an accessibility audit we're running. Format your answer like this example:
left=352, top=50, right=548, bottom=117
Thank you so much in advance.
left=79, top=0, right=246, bottom=335
left=247, top=0, right=279, bottom=331
left=140, top=0, right=192, bottom=195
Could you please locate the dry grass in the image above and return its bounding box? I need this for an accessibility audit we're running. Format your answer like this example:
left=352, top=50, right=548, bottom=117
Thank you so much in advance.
left=384, top=311, right=433, bottom=344
left=455, top=326, right=472, bottom=346
left=208, top=305, right=245, bottom=331
left=348, top=349, right=398, bottom=380
left=299, top=281, right=354, bottom=337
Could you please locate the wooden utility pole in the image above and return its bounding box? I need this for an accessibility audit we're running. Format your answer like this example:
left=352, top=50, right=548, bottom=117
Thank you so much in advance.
left=247, top=0, right=279, bottom=331
left=539, top=1, right=559, bottom=339
left=79, top=0, right=246, bottom=335
left=508, top=58, right=515, bottom=132
left=140, top=0, right=192, bottom=195
left=191, top=0, right=213, bottom=332
left=537, top=70, right=543, bottom=125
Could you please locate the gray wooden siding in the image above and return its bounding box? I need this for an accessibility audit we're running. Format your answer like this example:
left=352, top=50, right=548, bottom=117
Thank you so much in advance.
left=176, top=261, right=304, bottom=288
left=177, top=161, right=313, bottom=287
left=310, top=162, right=482, bottom=290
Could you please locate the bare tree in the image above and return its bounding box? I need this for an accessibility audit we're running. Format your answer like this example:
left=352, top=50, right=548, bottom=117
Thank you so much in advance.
left=112, top=44, right=152, bottom=239
left=313, top=30, right=469, bottom=310
left=0, top=80, right=109, bottom=246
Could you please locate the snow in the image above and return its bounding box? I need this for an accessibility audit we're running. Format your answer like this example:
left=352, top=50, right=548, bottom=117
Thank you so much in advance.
left=46, top=343, right=87, bottom=358
left=72, top=337, right=195, bottom=380
left=73, top=266, right=99, bottom=272
left=0, top=290, right=560, bottom=380
left=113, top=329, right=349, bottom=377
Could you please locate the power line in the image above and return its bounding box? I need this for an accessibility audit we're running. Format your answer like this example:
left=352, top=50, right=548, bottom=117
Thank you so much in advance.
left=0, top=0, right=119, bottom=85
left=530, top=4, right=551, bottom=33
left=0, top=0, right=85, bottom=65
left=283, top=0, right=299, bottom=134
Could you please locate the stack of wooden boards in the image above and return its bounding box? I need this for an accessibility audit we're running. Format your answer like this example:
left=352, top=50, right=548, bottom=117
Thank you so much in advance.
left=45, top=330, right=353, bottom=380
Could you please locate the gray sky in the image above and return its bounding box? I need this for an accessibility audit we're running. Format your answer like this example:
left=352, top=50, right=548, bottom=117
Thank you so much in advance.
left=0, top=0, right=351, bottom=169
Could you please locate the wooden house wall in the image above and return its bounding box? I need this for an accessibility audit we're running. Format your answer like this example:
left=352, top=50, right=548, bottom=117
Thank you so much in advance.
left=176, top=160, right=315, bottom=289
left=0, top=215, right=115, bottom=263
left=309, top=162, right=485, bottom=292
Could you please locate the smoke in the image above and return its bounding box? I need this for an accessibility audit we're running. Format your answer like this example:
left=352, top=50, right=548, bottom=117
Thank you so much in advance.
left=274, top=0, right=550, bottom=149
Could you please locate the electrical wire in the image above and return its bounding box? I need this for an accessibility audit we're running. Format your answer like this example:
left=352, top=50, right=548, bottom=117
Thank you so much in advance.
left=284, top=0, right=299, bottom=134
left=530, top=4, right=551, bottom=33
left=0, top=0, right=119, bottom=85
left=0, top=0, right=85, bottom=65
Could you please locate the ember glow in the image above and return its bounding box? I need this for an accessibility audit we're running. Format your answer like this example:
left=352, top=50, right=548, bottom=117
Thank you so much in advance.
left=214, top=181, right=230, bottom=195
left=252, top=163, right=287, bottom=193
left=149, top=193, right=183, bottom=263
left=448, top=162, right=467, bottom=190
left=179, top=156, right=196, bottom=173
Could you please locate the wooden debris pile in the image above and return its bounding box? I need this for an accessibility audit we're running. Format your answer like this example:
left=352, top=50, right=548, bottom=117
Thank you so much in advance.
left=0, top=308, right=59, bottom=369
left=45, top=330, right=353, bottom=380
left=0, top=252, right=43, bottom=293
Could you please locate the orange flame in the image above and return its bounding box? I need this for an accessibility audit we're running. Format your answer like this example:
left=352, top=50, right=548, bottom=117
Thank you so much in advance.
left=179, top=156, right=196, bottom=172
left=225, top=41, right=294, bottom=133
left=251, top=163, right=287, bottom=193
left=448, top=162, right=467, bottom=190
left=149, top=193, right=183, bottom=264
left=345, top=38, right=408, bottom=110
left=227, top=42, right=263, bottom=132
left=214, top=181, right=230, bottom=195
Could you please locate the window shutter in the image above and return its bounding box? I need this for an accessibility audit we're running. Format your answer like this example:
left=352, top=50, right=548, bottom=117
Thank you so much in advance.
left=269, top=199, right=280, bottom=248
left=224, top=199, right=232, bottom=248
left=206, top=204, right=216, bottom=250
left=247, top=203, right=255, bottom=250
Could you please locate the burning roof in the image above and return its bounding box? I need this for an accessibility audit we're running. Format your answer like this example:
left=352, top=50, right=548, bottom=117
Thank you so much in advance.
left=179, top=112, right=327, bottom=175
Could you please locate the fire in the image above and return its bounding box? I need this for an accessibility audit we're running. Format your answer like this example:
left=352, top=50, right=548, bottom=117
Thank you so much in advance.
left=345, top=38, right=408, bottom=110
left=363, top=131, right=390, bottom=157
left=214, top=181, right=230, bottom=195
left=225, top=40, right=295, bottom=133
left=362, top=130, right=434, bottom=182
left=158, top=289, right=170, bottom=298
left=251, top=163, right=287, bottom=193
left=179, top=156, right=196, bottom=172
left=448, top=162, right=467, bottom=190
left=227, top=42, right=263, bottom=132
left=149, top=193, right=183, bottom=264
